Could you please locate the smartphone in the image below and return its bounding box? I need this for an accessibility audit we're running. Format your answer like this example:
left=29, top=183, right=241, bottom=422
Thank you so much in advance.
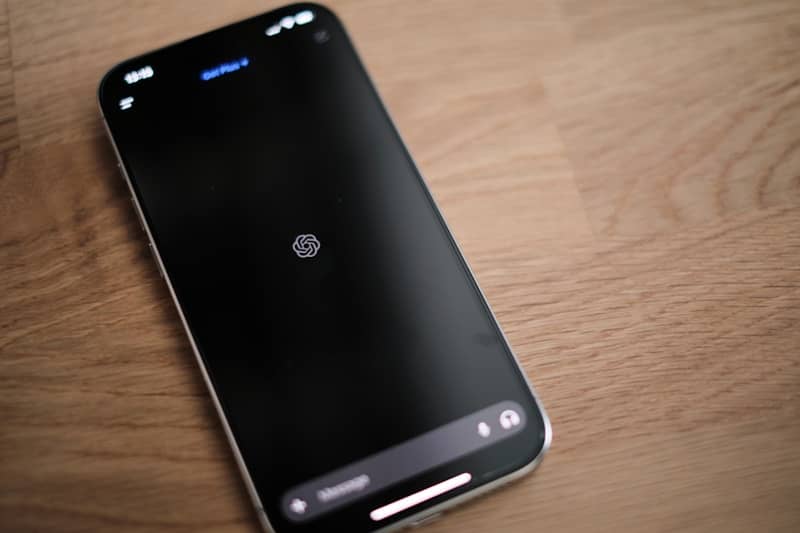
left=99, top=4, right=550, bottom=531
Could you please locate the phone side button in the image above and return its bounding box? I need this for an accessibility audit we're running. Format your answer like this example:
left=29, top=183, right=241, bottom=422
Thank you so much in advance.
left=410, top=512, right=442, bottom=528
left=148, top=243, right=165, bottom=279
left=130, top=197, right=146, bottom=232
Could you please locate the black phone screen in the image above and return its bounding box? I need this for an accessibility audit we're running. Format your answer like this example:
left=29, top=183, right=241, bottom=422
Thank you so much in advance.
left=100, top=4, right=548, bottom=531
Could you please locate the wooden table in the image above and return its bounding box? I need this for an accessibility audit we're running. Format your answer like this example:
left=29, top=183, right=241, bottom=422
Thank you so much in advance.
left=2, top=1, right=799, bottom=531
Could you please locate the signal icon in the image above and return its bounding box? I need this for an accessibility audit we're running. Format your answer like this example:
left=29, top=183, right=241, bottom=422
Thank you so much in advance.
left=266, top=10, right=315, bottom=37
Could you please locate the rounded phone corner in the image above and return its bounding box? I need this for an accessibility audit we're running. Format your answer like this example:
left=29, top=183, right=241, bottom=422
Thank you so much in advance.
left=522, top=409, right=553, bottom=474
left=97, top=60, right=127, bottom=116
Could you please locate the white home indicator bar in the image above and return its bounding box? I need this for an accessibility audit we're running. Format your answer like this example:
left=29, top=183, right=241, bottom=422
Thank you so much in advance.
left=370, top=473, right=472, bottom=521
left=281, top=401, right=526, bottom=522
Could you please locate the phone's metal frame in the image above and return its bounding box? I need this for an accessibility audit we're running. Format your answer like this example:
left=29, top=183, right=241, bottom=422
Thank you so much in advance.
left=98, top=4, right=551, bottom=531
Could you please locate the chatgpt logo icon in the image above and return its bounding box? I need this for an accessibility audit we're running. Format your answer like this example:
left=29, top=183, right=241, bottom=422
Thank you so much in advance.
left=292, top=234, right=321, bottom=258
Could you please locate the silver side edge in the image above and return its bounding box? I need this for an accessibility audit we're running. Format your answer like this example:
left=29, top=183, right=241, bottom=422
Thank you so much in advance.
left=99, top=110, right=277, bottom=533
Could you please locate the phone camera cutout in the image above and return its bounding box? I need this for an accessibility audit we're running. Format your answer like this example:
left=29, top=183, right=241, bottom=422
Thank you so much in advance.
left=313, top=30, right=330, bottom=44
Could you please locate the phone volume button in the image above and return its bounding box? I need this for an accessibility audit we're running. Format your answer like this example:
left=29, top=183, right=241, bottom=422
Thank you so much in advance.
left=130, top=197, right=146, bottom=232
left=410, top=512, right=443, bottom=528
left=148, top=243, right=165, bottom=279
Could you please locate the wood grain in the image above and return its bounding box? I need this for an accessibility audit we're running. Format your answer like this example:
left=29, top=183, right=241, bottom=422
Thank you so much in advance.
left=0, top=0, right=17, bottom=154
left=1, top=1, right=799, bottom=532
left=545, top=0, right=800, bottom=236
